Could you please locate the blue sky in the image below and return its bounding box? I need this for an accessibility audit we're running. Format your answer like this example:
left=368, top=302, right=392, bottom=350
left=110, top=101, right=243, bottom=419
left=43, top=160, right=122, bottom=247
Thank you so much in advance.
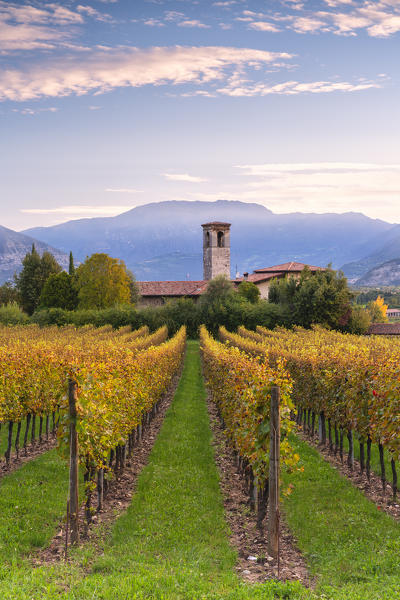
left=1, top=0, right=399, bottom=230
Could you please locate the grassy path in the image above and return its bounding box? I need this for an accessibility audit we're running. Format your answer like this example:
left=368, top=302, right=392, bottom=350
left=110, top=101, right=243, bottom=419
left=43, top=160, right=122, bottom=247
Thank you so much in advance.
left=0, top=449, right=72, bottom=564
left=282, top=436, right=400, bottom=600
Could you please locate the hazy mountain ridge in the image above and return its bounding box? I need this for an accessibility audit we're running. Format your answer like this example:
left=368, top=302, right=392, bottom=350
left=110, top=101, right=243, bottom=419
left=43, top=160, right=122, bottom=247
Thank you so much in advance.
left=23, top=200, right=395, bottom=282
left=0, top=225, right=69, bottom=284
left=341, top=224, right=400, bottom=281
left=356, top=258, right=400, bottom=287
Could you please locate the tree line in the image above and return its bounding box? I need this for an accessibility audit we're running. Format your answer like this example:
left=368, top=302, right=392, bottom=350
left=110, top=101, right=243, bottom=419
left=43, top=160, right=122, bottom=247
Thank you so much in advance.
left=0, top=249, right=388, bottom=335
left=0, top=247, right=138, bottom=316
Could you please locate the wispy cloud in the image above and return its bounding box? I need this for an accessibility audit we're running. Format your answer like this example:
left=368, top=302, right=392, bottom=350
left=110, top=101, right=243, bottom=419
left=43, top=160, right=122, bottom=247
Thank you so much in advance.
left=0, top=1, right=113, bottom=51
left=163, top=173, right=208, bottom=182
left=0, top=46, right=292, bottom=102
left=12, top=106, right=58, bottom=115
left=216, top=78, right=380, bottom=97
left=249, top=21, right=281, bottom=32
left=177, top=19, right=210, bottom=28
left=105, top=188, right=143, bottom=193
left=240, top=1, right=400, bottom=38
left=21, top=205, right=135, bottom=216
left=167, top=162, right=400, bottom=222
left=228, top=162, right=400, bottom=221
left=213, top=1, right=238, bottom=6
left=76, top=5, right=114, bottom=23
left=144, top=18, right=165, bottom=26
left=236, top=163, right=400, bottom=175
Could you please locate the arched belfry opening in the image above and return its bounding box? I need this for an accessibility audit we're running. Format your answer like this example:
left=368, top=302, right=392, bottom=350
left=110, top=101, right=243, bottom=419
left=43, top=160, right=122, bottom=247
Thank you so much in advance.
left=202, top=222, right=231, bottom=280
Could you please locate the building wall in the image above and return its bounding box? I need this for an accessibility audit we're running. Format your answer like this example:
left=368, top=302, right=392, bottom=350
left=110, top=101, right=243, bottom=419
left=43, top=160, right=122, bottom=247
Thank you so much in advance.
left=203, top=246, right=230, bottom=280
left=255, top=280, right=272, bottom=300
left=203, top=226, right=231, bottom=280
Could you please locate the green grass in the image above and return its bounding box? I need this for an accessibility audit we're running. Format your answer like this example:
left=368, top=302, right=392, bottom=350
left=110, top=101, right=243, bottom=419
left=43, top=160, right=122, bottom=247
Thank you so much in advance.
left=0, top=449, right=70, bottom=564
left=282, top=436, right=400, bottom=599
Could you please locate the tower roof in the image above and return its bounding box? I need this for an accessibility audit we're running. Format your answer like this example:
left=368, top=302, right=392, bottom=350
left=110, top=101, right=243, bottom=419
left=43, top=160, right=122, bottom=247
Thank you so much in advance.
left=201, top=221, right=231, bottom=228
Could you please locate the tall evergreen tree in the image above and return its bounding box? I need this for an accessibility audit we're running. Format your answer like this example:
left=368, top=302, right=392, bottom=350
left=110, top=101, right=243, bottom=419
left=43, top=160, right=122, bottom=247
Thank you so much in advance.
left=69, top=251, right=75, bottom=276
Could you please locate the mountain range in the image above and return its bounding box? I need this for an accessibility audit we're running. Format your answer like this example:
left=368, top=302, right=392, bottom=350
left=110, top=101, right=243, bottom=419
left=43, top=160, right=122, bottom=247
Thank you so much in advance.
left=1, top=200, right=399, bottom=285
left=0, top=225, right=69, bottom=284
left=356, top=258, right=400, bottom=287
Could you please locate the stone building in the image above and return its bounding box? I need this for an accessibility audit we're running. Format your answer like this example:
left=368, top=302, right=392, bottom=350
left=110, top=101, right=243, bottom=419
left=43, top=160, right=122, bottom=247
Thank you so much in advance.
left=137, top=222, right=324, bottom=305
left=202, top=222, right=231, bottom=280
left=137, top=222, right=232, bottom=306
left=233, top=262, right=325, bottom=300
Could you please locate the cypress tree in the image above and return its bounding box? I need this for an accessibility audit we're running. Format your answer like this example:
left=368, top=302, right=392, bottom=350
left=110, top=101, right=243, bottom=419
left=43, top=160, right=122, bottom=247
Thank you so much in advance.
left=69, top=251, right=75, bottom=276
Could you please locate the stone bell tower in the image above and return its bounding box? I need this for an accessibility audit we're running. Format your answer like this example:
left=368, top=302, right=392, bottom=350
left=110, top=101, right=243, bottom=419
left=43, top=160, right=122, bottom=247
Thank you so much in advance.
left=202, top=222, right=231, bottom=280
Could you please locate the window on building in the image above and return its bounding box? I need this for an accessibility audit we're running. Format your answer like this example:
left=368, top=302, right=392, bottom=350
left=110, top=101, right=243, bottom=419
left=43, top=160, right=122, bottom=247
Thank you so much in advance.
left=217, top=231, right=224, bottom=248
left=206, top=231, right=210, bottom=247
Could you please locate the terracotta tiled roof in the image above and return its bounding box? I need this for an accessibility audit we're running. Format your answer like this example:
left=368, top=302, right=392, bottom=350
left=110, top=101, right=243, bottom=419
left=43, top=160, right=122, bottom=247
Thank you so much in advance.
left=138, top=281, right=208, bottom=297
left=254, top=262, right=325, bottom=274
left=367, top=323, right=400, bottom=335
left=234, top=272, right=279, bottom=284
left=201, top=221, right=231, bottom=228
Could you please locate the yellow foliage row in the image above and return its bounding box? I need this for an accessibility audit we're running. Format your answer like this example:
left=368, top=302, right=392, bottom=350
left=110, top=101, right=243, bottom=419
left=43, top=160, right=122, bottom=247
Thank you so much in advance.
left=200, top=326, right=298, bottom=483
left=0, top=324, right=185, bottom=465
left=226, top=325, right=400, bottom=460
left=60, top=326, right=186, bottom=466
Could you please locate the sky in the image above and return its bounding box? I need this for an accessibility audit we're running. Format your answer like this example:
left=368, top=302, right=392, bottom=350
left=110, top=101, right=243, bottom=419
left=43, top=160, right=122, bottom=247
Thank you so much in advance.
left=1, top=0, right=399, bottom=231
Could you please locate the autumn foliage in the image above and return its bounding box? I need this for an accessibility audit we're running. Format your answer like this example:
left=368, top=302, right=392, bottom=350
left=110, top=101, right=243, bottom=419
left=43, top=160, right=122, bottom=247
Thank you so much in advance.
left=0, top=324, right=185, bottom=467
left=200, top=325, right=299, bottom=485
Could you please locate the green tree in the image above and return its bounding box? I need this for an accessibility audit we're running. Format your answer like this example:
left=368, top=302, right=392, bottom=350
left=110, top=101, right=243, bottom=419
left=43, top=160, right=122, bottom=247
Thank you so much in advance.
left=39, top=251, right=62, bottom=283
left=348, top=305, right=372, bottom=334
left=68, top=251, right=75, bottom=276
left=268, top=276, right=297, bottom=306
left=0, top=282, right=19, bottom=306
left=269, top=267, right=353, bottom=330
left=127, top=269, right=140, bottom=305
left=40, top=271, right=78, bottom=310
left=15, top=246, right=61, bottom=315
left=237, top=280, right=261, bottom=304
left=76, top=253, right=132, bottom=309
left=199, top=275, right=235, bottom=306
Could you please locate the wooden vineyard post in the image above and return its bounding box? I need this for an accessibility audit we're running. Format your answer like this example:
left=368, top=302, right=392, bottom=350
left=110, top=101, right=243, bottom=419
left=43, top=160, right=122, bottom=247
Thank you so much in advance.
left=68, top=379, right=80, bottom=546
left=268, top=385, right=280, bottom=561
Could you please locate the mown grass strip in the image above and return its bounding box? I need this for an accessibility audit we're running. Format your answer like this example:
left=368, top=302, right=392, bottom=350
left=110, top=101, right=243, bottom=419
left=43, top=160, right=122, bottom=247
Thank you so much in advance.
left=282, top=435, right=400, bottom=600
left=0, top=449, right=70, bottom=566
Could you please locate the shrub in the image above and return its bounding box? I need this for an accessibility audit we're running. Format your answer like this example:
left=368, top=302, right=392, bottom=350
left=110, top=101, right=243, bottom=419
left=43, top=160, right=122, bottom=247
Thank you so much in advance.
left=0, top=302, right=29, bottom=325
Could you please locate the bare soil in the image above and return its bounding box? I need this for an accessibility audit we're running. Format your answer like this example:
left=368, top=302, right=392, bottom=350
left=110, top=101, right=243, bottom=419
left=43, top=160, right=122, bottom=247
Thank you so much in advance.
left=299, top=429, right=400, bottom=521
left=207, top=398, right=312, bottom=586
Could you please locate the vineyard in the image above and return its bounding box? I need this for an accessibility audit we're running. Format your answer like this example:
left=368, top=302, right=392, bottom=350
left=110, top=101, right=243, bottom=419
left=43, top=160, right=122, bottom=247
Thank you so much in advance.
left=219, top=324, right=400, bottom=497
left=0, top=323, right=399, bottom=599
left=0, top=323, right=186, bottom=540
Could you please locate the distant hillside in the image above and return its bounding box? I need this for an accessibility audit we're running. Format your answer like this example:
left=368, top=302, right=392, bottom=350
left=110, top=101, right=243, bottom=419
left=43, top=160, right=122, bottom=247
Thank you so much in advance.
left=341, top=225, right=400, bottom=281
left=356, top=258, right=400, bottom=287
left=0, top=225, right=69, bottom=284
left=24, top=200, right=394, bottom=281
